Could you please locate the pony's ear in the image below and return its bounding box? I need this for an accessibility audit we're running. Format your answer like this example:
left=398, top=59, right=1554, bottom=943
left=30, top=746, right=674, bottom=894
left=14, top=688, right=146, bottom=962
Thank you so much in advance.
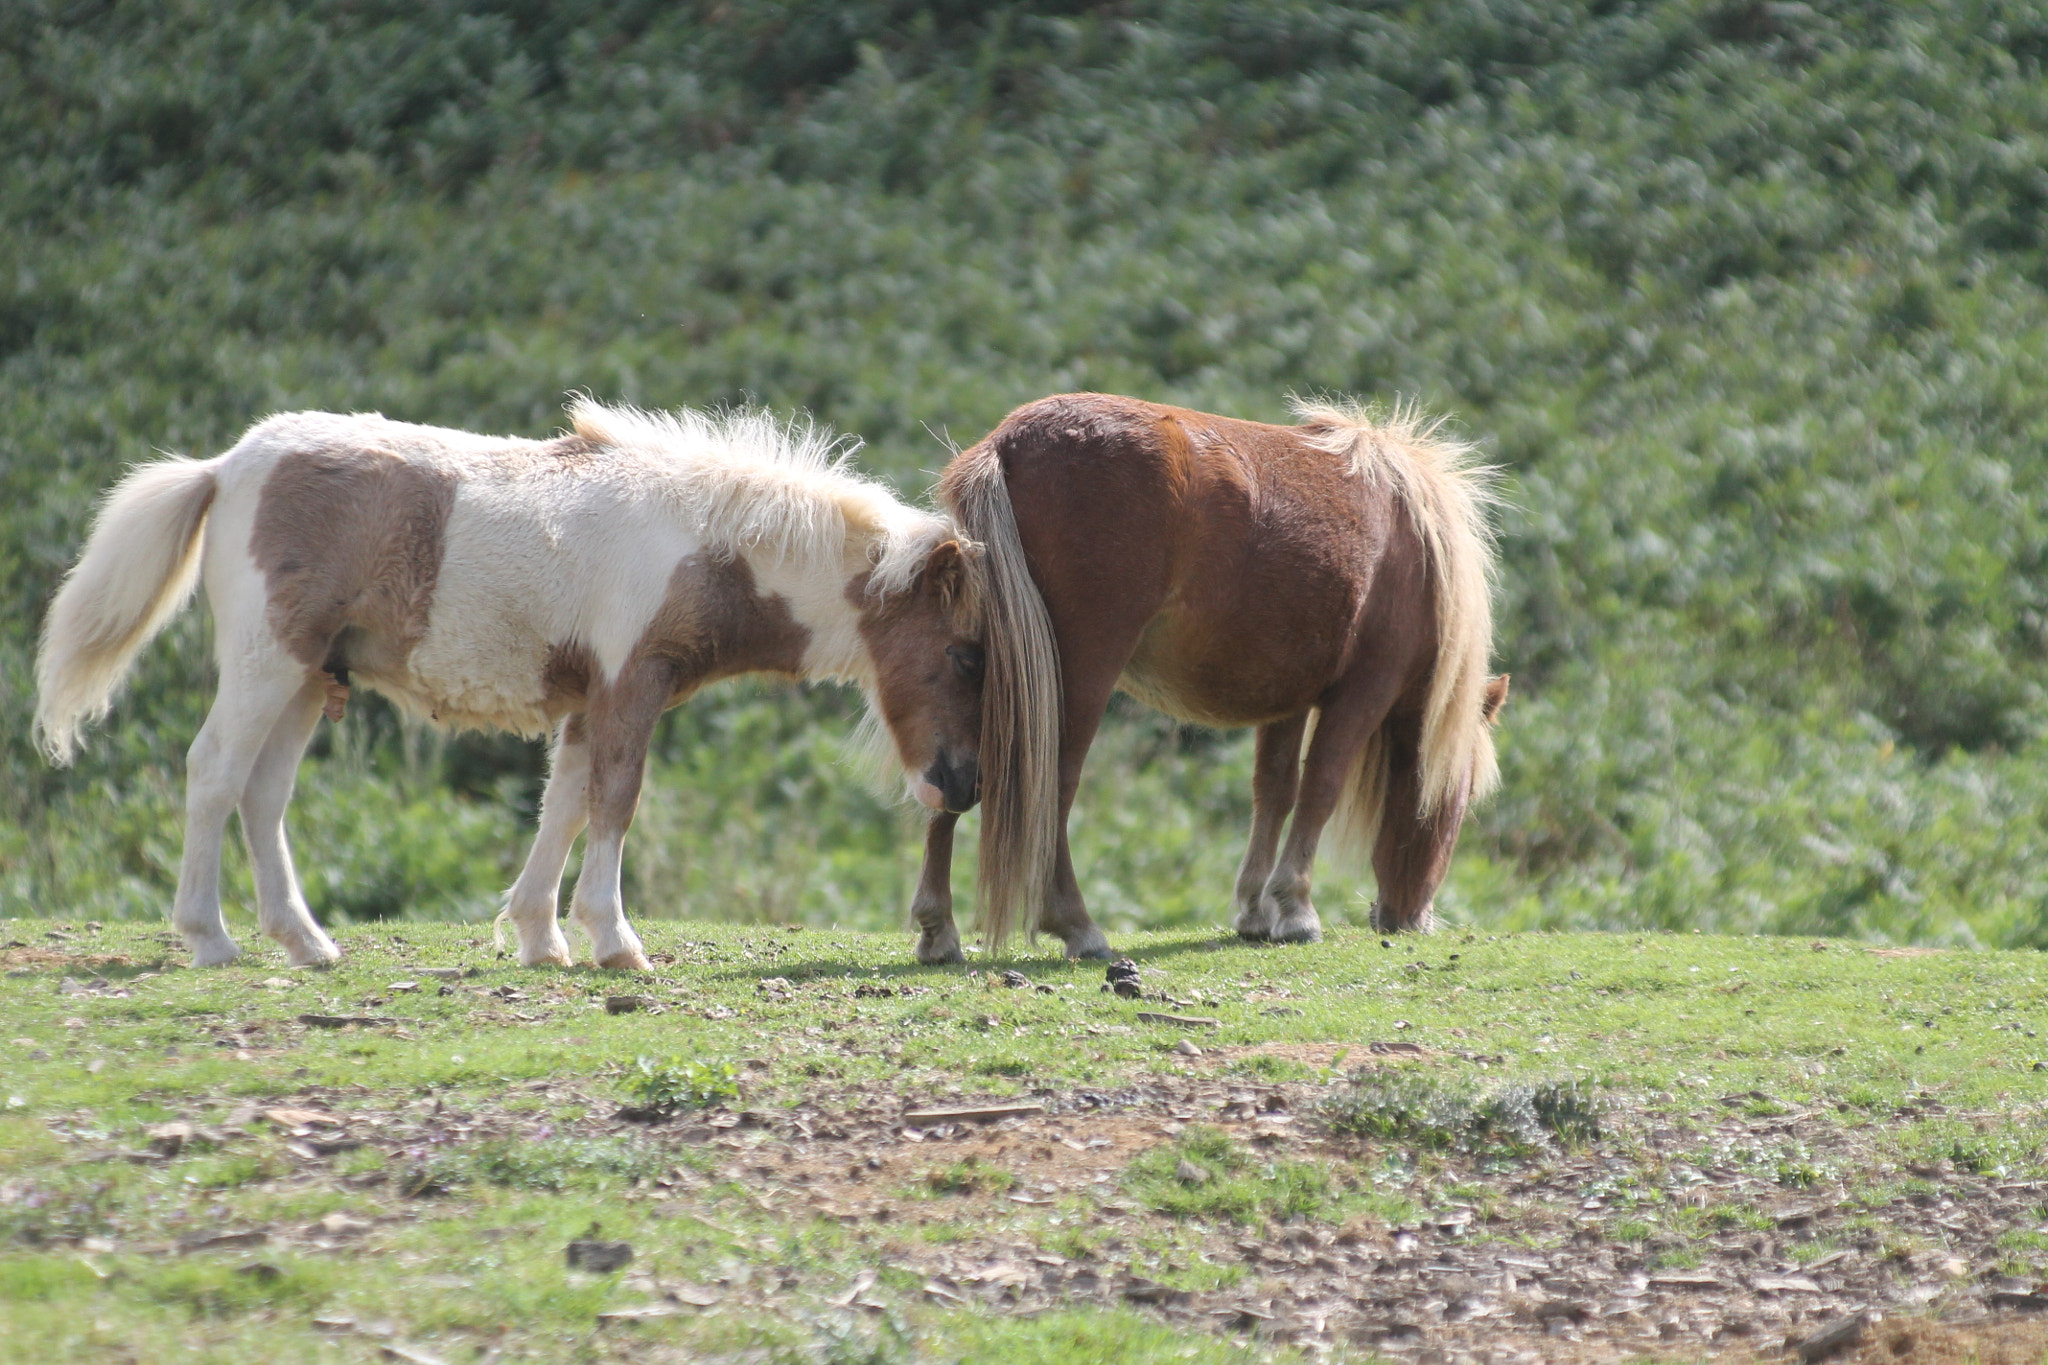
left=923, top=538, right=970, bottom=606
left=1482, top=673, right=1510, bottom=725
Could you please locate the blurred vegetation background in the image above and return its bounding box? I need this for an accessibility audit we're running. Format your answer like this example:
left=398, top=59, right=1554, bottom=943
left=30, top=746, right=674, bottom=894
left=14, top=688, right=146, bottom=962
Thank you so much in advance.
left=7, top=0, right=2048, bottom=948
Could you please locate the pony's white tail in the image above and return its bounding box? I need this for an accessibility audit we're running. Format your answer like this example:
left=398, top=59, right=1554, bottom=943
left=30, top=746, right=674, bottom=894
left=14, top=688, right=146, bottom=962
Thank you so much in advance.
left=34, top=456, right=219, bottom=764
left=940, top=441, right=1061, bottom=950
left=1295, top=399, right=1501, bottom=852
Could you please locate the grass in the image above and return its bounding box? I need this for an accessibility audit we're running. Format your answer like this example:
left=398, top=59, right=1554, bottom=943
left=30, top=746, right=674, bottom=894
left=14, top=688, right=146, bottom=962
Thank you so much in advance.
left=1121, top=1126, right=1349, bottom=1226
left=0, top=918, right=2042, bottom=1361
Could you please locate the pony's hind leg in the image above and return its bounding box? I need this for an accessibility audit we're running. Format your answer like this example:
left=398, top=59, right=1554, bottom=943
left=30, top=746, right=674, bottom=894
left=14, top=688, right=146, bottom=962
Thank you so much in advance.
left=172, top=648, right=317, bottom=966
left=1368, top=717, right=1462, bottom=933
left=1232, top=713, right=1308, bottom=942
left=503, top=720, right=590, bottom=968
left=1259, top=672, right=1411, bottom=945
left=239, top=676, right=341, bottom=966
left=911, top=811, right=965, bottom=964
left=567, top=666, right=666, bottom=972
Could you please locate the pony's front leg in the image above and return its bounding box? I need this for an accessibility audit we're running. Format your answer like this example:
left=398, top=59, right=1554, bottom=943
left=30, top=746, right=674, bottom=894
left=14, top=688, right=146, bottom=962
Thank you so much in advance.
left=241, top=677, right=341, bottom=966
left=173, top=649, right=315, bottom=966
left=1232, top=714, right=1307, bottom=942
left=910, top=811, right=964, bottom=964
left=503, top=721, right=590, bottom=968
left=567, top=670, right=665, bottom=973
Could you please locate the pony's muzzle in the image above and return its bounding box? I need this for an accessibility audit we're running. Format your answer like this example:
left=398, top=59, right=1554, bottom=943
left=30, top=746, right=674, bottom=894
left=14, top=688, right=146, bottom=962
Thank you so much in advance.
left=921, top=755, right=980, bottom=814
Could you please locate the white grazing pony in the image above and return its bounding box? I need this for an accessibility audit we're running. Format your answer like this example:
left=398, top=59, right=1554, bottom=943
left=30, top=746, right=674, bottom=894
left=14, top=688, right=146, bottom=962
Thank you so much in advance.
left=35, top=399, right=989, bottom=971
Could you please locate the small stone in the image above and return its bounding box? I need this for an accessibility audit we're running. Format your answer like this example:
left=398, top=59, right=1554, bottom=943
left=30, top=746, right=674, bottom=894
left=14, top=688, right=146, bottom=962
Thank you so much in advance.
left=1794, top=1312, right=1871, bottom=1363
left=566, top=1239, right=634, bottom=1274
left=147, top=1121, right=194, bottom=1157
left=1173, top=1039, right=1203, bottom=1058
left=1175, top=1158, right=1212, bottom=1185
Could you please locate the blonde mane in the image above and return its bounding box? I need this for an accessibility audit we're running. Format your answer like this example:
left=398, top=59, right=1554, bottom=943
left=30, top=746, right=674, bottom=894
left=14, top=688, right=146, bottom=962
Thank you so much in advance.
left=567, top=398, right=950, bottom=599
left=1292, top=397, right=1502, bottom=838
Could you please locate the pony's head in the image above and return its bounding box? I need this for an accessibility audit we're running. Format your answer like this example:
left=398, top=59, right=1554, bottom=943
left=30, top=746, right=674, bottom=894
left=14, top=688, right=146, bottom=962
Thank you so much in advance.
left=859, top=536, right=986, bottom=813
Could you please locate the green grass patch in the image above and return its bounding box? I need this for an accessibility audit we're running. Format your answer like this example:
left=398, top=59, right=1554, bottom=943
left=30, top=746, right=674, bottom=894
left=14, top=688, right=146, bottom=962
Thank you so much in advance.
left=0, top=922, right=2042, bottom=1361
left=408, top=1136, right=671, bottom=1195
left=1122, top=1126, right=1348, bottom=1226
left=919, top=1157, right=1017, bottom=1197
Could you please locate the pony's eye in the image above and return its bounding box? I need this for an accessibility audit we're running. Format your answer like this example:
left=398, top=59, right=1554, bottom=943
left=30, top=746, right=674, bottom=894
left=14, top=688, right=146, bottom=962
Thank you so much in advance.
left=946, top=644, right=985, bottom=681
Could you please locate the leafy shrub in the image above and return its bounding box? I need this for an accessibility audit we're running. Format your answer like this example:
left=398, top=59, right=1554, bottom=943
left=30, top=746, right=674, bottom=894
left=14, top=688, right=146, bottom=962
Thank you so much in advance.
left=1323, top=1073, right=1604, bottom=1154
left=627, top=1056, right=742, bottom=1118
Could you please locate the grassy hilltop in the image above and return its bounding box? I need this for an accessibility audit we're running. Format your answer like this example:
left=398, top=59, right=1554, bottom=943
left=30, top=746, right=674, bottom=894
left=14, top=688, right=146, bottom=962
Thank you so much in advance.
left=7, top=1, right=2048, bottom=947
left=0, top=921, right=2043, bottom=1361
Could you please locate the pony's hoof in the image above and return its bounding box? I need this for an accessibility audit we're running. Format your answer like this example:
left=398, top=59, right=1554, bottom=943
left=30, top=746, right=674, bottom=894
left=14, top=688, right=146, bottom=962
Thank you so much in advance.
left=915, top=932, right=965, bottom=966
left=519, top=940, right=574, bottom=968
left=1233, top=908, right=1274, bottom=941
left=1369, top=901, right=1435, bottom=934
left=280, top=932, right=342, bottom=968
left=596, top=949, right=652, bottom=972
left=1063, top=933, right=1114, bottom=962
left=1269, top=918, right=1323, bottom=945
left=187, top=935, right=242, bottom=968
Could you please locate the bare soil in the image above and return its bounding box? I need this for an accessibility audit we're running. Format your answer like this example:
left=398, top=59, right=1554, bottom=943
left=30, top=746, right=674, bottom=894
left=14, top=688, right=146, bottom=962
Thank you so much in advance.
left=39, top=1061, right=2043, bottom=1364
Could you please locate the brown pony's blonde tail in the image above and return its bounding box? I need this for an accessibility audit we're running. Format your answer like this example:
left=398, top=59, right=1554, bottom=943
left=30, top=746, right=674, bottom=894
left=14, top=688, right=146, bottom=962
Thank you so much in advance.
left=939, top=441, right=1061, bottom=952
left=1295, top=397, right=1502, bottom=847
left=34, top=456, right=219, bottom=765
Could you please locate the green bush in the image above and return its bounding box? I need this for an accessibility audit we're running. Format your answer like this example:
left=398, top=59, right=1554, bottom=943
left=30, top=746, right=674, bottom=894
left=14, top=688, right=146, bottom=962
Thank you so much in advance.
left=1323, top=1072, right=1604, bottom=1154
left=627, top=1055, right=742, bottom=1117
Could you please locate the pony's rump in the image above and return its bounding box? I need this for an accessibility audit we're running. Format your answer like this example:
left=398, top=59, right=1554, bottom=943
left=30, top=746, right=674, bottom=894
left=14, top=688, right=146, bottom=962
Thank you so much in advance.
left=1292, top=398, right=1501, bottom=851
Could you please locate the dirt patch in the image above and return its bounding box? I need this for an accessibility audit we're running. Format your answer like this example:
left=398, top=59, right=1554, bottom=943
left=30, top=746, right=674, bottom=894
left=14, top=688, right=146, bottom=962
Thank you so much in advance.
left=620, top=1078, right=2048, bottom=1362
left=1837, top=1316, right=2048, bottom=1363
left=24, top=1071, right=2025, bottom=1362
left=0, top=948, right=139, bottom=972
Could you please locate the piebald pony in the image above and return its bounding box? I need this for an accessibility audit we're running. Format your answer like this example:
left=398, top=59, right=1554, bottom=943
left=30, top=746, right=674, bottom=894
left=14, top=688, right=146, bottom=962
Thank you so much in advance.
left=36, top=400, right=987, bottom=970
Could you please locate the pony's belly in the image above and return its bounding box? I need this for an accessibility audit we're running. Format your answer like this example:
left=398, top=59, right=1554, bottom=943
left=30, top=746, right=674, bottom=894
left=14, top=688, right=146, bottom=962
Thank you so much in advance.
left=1117, top=648, right=1317, bottom=729
left=351, top=623, right=555, bottom=736
left=350, top=661, right=555, bottom=736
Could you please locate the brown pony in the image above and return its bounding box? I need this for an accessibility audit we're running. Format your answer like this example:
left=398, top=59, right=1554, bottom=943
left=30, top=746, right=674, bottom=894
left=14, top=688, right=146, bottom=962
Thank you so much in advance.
left=908, top=393, right=1506, bottom=962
